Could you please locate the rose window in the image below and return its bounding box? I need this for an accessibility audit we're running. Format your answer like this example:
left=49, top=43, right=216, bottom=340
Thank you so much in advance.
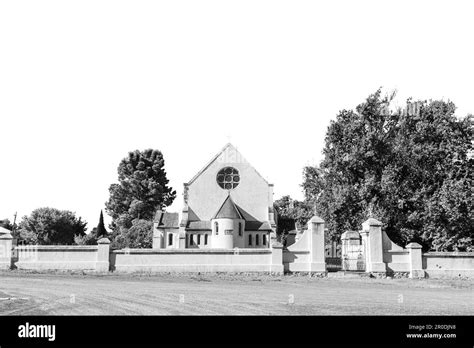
left=216, top=167, right=240, bottom=190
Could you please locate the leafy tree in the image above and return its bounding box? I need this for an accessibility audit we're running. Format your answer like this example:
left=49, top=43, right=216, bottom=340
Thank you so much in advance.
left=17, top=207, right=87, bottom=245
left=274, top=195, right=313, bottom=242
left=425, top=160, right=473, bottom=251
left=0, top=219, right=13, bottom=230
left=105, top=149, right=176, bottom=231
left=110, top=219, right=153, bottom=249
left=74, top=231, right=97, bottom=245
left=303, top=89, right=473, bottom=251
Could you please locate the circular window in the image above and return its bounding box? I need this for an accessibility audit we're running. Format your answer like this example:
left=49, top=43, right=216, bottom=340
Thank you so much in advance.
left=217, top=167, right=240, bottom=189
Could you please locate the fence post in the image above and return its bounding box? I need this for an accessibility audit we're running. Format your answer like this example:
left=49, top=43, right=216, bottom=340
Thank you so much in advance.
left=309, top=216, right=326, bottom=274
left=361, top=218, right=386, bottom=274
left=96, top=237, right=110, bottom=272
left=0, top=230, right=13, bottom=270
left=270, top=242, right=283, bottom=274
left=406, top=242, right=425, bottom=278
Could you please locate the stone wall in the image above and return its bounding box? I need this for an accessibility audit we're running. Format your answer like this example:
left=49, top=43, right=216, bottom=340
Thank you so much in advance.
left=365, top=218, right=474, bottom=279
left=422, top=252, right=474, bottom=278
left=2, top=219, right=472, bottom=278
left=9, top=238, right=110, bottom=272
left=111, top=247, right=283, bottom=273
left=0, top=215, right=327, bottom=275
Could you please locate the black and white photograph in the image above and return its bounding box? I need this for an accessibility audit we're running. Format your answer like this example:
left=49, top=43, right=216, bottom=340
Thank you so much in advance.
left=0, top=0, right=472, bottom=346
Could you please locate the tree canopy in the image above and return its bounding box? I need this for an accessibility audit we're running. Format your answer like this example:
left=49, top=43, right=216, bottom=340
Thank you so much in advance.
left=110, top=219, right=153, bottom=249
left=303, top=89, right=473, bottom=251
left=105, top=149, right=176, bottom=229
left=0, top=219, right=14, bottom=231
left=17, top=207, right=87, bottom=245
left=96, top=210, right=108, bottom=238
left=74, top=210, right=109, bottom=245
left=274, top=196, right=312, bottom=232
left=105, top=149, right=175, bottom=248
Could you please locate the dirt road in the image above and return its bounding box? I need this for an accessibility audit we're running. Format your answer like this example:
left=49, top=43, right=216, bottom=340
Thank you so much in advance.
left=0, top=272, right=472, bottom=315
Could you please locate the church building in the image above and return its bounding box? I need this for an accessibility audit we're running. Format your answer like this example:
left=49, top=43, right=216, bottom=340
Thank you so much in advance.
left=153, top=143, right=277, bottom=249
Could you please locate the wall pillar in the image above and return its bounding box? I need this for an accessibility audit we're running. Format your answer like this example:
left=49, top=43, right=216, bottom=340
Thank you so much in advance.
left=270, top=242, right=283, bottom=274
left=178, top=229, right=186, bottom=249
left=406, top=242, right=425, bottom=278
left=0, top=230, right=13, bottom=270
left=309, top=216, right=326, bottom=273
left=361, top=218, right=386, bottom=274
left=152, top=226, right=163, bottom=249
left=96, top=238, right=110, bottom=272
left=359, top=229, right=370, bottom=270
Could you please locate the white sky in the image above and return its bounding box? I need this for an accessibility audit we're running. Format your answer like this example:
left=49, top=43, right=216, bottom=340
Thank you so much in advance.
left=1, top=0, right=473, bottom=231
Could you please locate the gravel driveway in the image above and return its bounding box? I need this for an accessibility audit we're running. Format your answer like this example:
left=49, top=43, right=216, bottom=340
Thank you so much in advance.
left=0, top=272, right=472, bottom=315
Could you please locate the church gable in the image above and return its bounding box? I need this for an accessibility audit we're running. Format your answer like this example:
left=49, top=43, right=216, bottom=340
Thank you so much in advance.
left=187, top=143, right=268, bottom=186
left=184, top=143, right=273, bottom=223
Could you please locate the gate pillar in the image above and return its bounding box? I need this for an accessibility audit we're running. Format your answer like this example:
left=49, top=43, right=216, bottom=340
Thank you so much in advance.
left=407, top=242, right=425, bottom=279
left=308, top=216, right=326, bottom=273
left=361, top=218, right=386, bottom=274
left=0, top=229, right=13, bottom=270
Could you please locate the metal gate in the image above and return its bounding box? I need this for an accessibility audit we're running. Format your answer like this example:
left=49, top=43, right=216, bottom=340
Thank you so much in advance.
left=341, top=231, right=366, bottom=272
left=325, top=240, right=342, bottom=272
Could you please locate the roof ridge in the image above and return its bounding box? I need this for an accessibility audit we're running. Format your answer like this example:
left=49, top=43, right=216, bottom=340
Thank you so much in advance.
left=187, top=143, right=235, bottom=185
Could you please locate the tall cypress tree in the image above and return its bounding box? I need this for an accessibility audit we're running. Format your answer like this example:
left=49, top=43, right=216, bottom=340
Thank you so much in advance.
left=96, top=210, right=108, bottom=238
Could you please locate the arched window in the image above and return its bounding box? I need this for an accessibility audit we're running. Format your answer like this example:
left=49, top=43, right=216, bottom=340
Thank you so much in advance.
left=239, top=222, right=242, bottom=236
left=256, top=234, right=260, bottom=246
left=215, top=222, right=219, bottom=235
left=168, top=233, right=173, bottom=246
left=204, top=234, right=208, bottom=245
left=197, top=234, right=201, bottom=245
left=248, top=234, right=252, bottom=246
left=189, top=234, right=193, bottom=246
left=263, top=234, right=267, bottom=246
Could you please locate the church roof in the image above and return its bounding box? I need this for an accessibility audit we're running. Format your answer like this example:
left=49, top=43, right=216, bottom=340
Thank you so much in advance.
left=186, top=221, right=211, bottom=231
left=0, top=226, right=12, bottom=234
left=154, top=210, right=179, bottom=228
left=213, top=195, right=243, bottom=219
left=244, top=221, right=273, bottom=231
